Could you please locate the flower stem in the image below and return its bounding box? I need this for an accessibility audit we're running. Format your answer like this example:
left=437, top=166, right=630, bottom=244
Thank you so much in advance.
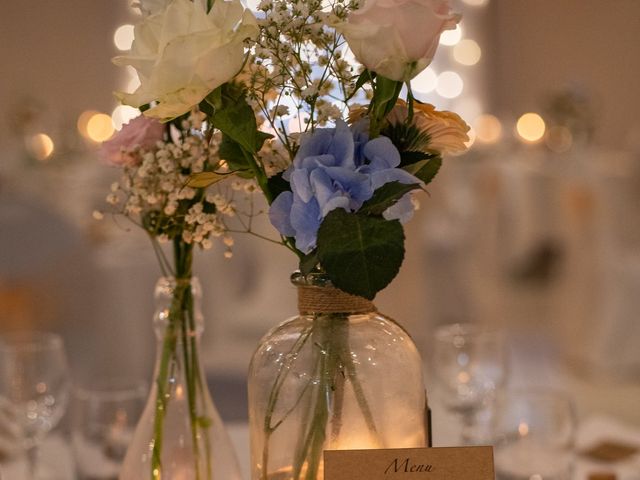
left=150, top=238, right=211, bottom=479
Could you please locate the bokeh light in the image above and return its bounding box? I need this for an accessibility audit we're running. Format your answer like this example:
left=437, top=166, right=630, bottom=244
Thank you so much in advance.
left=77, top=110, right=100, bottom=138
left=464, top=127, right=477, bottom=149
left=545, top=126, right=573, bottom=152
left=474, top=114, right=502, bottom=144
left=436, top=71, right=464, bottom=99
left=27, top=133, right=55, bottom=161
left=516, top=112, right=546, bottom=143
left=440, top=24, right=462, bottom=46
left=113, top=24, right=135, bottom=51
left=453, top=39, right=482, bottom=66
left=112, top=105, right=140, bottom=130
left=412, top=68, right=438, bottom=94
left=86, top=113, right=115, bottom=142
left=463, top=0, right=489, bottom=6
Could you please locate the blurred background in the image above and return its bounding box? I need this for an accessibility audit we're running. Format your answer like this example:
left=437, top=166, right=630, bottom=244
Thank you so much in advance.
left=1, top=0, right=639, bottom=476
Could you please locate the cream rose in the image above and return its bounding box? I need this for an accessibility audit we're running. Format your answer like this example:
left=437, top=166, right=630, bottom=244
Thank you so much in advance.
left=114, top=0, right=258, bottom=121
left=336, top=0, right=460, bottom=82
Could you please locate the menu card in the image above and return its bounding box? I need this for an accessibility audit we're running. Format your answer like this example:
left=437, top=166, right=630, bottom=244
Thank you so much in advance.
left=324, top=446, right=494, bottom=479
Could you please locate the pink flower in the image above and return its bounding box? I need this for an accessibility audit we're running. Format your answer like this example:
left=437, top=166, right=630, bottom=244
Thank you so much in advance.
left=100, top=115, right=165, bottom=166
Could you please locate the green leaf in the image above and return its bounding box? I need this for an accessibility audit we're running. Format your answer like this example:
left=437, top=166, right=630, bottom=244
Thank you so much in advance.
left=205, top=83, right=270, bottom=154
left=405, top=156, right=442, bottom=185
left=219, top=133, right=250, bottom=173
left=317, top=209, right=405, bottom=300
left=267, top=172, right=291, bottom=199
left=299, top=250, right=320, bottom=275
left=184, top=171, right=227, bottom=189
left=360, top=181, right=421, bottom=216
left=400, top=150, right=431, bottom=166
left=346, top=70, right=372, bottom=101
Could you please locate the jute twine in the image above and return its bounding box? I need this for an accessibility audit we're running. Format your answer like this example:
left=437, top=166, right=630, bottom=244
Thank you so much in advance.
left=297, top=284, right=376, bottom=315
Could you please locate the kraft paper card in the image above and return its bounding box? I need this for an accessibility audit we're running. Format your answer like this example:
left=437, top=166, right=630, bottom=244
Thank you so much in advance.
left=324, top=446, right=494, bottom=480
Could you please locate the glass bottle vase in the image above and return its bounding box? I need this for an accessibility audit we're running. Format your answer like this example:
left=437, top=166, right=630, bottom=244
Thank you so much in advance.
left=120, top=276, right=242, bottom=480
left=248, top=272, right=428, bottom=480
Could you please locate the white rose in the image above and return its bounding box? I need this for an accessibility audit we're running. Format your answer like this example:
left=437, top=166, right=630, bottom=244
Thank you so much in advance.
left=336, top=0, right=460, bottom=82
left=134, top=0, right=171, bottom=16
left=114, top=0, right=258, bottom=121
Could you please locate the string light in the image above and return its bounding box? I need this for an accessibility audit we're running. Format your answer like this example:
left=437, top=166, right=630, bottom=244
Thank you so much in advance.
left=474, top=114, right=502, bottom=144
left=440, top=24, right=462, bottom=46
left=436, top=71, right=464, bottom=98
left=453, top=39, right=482, bottom=66
left=412, top=67, right=438, bottom=94
left=112, top=105, right=140, bottom=130
left=27, top=133, right=55, bottom=161
left=516, top=113, right=545, bottom=143
left=113, top=24, right=135, bottom=51
left=86, top=113, right=115, bottom=142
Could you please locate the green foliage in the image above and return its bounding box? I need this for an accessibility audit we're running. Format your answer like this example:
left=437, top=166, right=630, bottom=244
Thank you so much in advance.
left=266, top=172, right=291, bottom=199
left=299, top=250, right=320, bottom=275
left=383, top=121, right=431, bottom=157
left=205, top=83, right=271, bottom=154
left=403, top=156, right=442, bottom=185
left=359, top=181, right=421, bottom=216
left=317, top=209, right=405, bottom=300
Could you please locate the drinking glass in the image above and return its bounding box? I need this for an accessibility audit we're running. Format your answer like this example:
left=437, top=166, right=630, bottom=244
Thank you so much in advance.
left=492, top=388, right=576, bottom=480
left=0, top=332, right=71, bottom=479
left=71, top=378, right=147, bottom=480
left=432, top=323, right=508, bottom=444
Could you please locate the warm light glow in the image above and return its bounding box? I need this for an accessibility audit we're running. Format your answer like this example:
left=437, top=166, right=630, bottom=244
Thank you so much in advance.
left=113, top=24, right=135, bottom=51
left=412, top=67, right=437, bottom=94
left=455, top=98, right=483, bottom=123
left=518, top=421, right=530, bottom=437
left=457, top=371, right=471, bottom=384
left=516, top=113, right=546, bottom=143
left=27, top=133, right=55, bottom=161
left=453, top=39, right=482, bottom=66
left=112, top=105, right=140, bottom=130
left=474, top=114, right=502, bottom=144
left=440, top=24, right=462, bottom=46
left=463, top=0, right=489, bottom=6
left=545, top=126, right=573, bottom=153
left=436, top=71, right=464, bottom=99
left=465, top=127, right=477, bottom=148
left=86, top=113, right=115, bottom=142
left=77, top=110, right=100, bottom=138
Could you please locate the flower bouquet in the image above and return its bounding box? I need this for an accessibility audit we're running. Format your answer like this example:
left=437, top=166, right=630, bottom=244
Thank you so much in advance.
left=104, top=0, right=469, bottom=478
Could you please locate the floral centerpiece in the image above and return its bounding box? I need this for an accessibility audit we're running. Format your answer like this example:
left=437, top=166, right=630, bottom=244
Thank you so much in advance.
left=103, top=0, right=469, bottom=478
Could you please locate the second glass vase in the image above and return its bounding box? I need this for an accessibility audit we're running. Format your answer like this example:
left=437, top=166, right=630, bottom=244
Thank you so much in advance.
left=248, top=272, right=428, bottom=480
left=120, top=276, right=242, bottom=480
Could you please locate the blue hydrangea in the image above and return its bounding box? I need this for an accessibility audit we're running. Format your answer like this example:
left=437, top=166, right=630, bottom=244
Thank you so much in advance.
left=269, top=120, right=420, bottom=253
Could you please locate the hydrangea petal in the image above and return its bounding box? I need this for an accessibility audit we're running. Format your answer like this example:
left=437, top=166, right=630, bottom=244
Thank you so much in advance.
left=269, top=191, right=295, bottom=237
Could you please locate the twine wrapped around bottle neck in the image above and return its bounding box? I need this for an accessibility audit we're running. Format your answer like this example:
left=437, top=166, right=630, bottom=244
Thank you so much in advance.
left=297, top=284, right=376, bottom=315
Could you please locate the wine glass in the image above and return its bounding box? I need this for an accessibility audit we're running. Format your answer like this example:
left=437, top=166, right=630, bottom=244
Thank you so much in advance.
left=71, top=378, right=147, bottom=480
left=432, top=323, right=508, bottom=444
left=0, top=332, right=71, bottom=479
left=492, top=388, right=576, bottom=480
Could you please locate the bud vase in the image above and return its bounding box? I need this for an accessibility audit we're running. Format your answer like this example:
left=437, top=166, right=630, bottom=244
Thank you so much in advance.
left=248, top=272, right=428, bottom=480
left=120, top=276, right=242, bottom=480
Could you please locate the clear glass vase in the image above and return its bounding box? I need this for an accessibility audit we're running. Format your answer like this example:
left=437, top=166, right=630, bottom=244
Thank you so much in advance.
left=120, top=276, right=242, bottom=480
left=248, top=272, right=428, bottom=480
